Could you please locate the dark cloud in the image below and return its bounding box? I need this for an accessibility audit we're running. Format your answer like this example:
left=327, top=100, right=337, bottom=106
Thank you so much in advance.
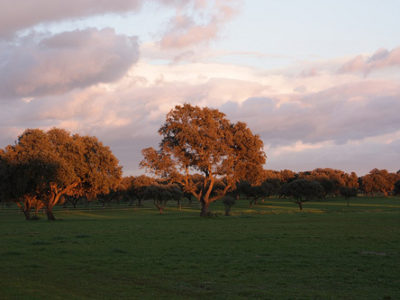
left=0, top=0, right=144, bottom=38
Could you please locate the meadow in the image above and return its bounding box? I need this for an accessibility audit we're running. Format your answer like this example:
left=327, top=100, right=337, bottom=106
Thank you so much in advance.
left=0, top=197, right=399, bottom=299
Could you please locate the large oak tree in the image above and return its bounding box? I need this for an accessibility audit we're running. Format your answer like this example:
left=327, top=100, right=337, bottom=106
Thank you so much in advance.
left=0, top=128, right=122, bottom=220
left=140, top=104, right=266, bottom=216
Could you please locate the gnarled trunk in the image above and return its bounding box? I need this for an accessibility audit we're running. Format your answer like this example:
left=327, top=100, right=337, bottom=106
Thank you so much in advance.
left=17, top=195, right=36, bottom=220
left=46, top=195, right=60, bottom=220
left=200, top=201, right=210, bottom=217
left=46, top=206, right=56, bottom=221
left=45, top=182, right=78, bottom=220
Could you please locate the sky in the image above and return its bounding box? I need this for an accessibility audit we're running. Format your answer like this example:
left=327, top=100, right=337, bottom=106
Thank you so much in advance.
left=1, top=0, right=400, bottom=176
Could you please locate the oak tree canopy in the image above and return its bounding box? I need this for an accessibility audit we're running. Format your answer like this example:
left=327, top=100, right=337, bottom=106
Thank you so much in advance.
left=140, top=104, right=266, bottom=216
left=0, top=128, right=122, bottom=220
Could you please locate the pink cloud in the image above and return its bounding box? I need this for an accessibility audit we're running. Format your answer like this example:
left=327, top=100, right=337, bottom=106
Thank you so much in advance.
left=339, top=47, right=400, bottom=75
left=160, top=0, right=240, bottom=48
left=0, top=0, right=240, bottom=51
left=0, top=28, right=138, bottom=99
left=160, top=15, right=219, bottom=48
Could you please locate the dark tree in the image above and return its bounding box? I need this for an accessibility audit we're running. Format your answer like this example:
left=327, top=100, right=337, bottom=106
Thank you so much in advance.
left=222, top=195, right=236, bottom=216
left=140, top=104, right=266, bottom=216
left=339, top=186, right=358, bottom=206
left=280, top=179, right=324, bottom=210
left=0, top=155, right=46, bottom=219
left=143, top=184, right=183, bottom=214
left=394, top=180, right=400, bottom=196
left=130, top=175, right=157, bottom=207
left=317, top=178, right=336, bottom=198
left=248, top=185, right=266, bottom=207
left=262, top=178, right=281, bottom=197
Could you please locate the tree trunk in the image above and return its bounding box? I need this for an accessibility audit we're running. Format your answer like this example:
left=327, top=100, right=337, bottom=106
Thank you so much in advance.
left=19, top=196, right=36, bottom=220
left=23, top=209, right=31, bottom=220
left=154, top=200, right=164, bottom=214
left=177, top=199, right=181, bottom=210
left=224, top=206, right=231, bottom=216
left=298, top=201, right=303, bottom=210
left=46, top=206, right=56, bottom=221
left=200, top=201, right=210, bottom=216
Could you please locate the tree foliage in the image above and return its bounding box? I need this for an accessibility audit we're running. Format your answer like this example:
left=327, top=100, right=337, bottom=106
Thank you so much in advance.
left=280, top=179, right=324, bottom=210
left=298, top=168, right=359, bottom=196
left=0, top=128, right=122, bottom=220
left=360, top=169, right=399, bottom=196
left=143, top=184, right=183, bottom=214
left=140, top=104, right=266, bottom=216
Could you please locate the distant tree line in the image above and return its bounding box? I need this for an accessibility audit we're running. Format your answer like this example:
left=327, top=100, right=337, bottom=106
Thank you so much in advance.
left=1, top=104, right=399, bottom=219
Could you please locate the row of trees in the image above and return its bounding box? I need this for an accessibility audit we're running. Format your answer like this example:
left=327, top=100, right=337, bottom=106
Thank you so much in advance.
left=111, top=167, right=397, bottom=212
left=1, top=104, right=399, bottom=219
left=140, top=104, right=399, bottom=212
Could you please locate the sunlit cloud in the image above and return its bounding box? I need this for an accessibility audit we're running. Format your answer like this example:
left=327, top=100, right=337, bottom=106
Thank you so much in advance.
left=0, top=28, right=138, bottom=99
left=160, top=0, right=240, bottom=48
left=339, top=47, right=400, bottom=75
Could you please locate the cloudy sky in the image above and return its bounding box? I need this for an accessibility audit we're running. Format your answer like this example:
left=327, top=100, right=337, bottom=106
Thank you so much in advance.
left=1, top=0, right=399, bottom=176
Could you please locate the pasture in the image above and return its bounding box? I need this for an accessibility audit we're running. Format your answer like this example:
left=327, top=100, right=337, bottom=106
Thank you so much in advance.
left=1, top=197, right=399, bottom=299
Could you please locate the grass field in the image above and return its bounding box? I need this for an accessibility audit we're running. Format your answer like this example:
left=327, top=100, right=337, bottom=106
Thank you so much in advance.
left=1, top=197, right=399, bottom=299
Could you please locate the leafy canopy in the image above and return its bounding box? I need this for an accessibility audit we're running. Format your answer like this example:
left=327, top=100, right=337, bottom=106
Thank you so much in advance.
left=140, top=104, right=266, bottom=215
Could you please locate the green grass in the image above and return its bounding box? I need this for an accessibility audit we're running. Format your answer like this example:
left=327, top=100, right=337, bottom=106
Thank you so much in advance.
left=0, top=197, right=399, bottom=299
